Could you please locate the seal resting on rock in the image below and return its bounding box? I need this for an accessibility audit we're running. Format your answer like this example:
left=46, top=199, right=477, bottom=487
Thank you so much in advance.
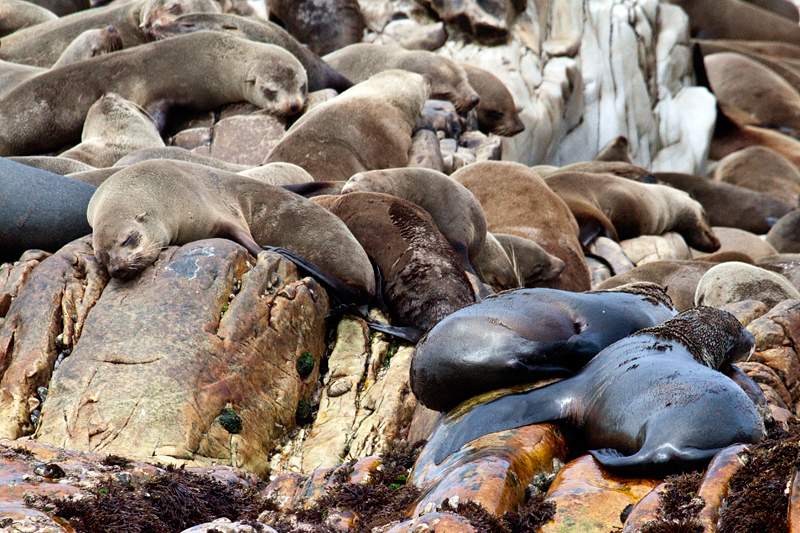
left=87, top=159, right=376, bottom=302
left=422, top=306, right=765, bottom=474
left=312, top=191, right=475, bottom=332
left=411, top=283, right=678, bottom=412
left=459, top=63, right=524, bottom=136
left=323, top=43, right=479, bottom=113
left=0, top=31, right=307, bottom=156
left=264, top=70, right=428, bottom=181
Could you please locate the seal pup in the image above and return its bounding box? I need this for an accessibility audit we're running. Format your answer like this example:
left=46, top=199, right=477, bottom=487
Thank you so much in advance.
left=411, top=283, right=678, bottom=412
left=705, top=52, right=800, bottom=139
left=712, top=146, right=800, bottom=205
left=695, top=262, right=800, bottom=308
left=0, top=32, right=307, bottom=156
left=493, top=233, right=566, bottom=287
left=653, top=172, right=793, bottom=235
left=138, top=0, right=220, bottom=40
left=422, top=306, right=764, bottom=473
left=689, top=227, right=777, bottom=260
left=263, top=70, right=428, bottom=181
left=341, top=168, right=487, bottom=273
left=323, top=43, right=480, bottom=113
left=543, top=172, right=721, bottom=252
left=471, top=232, right=521, bottom=292
left=149, top=13, right=353, bottom=93
left=0, top=157, right=96, bottom=263
left=458, top=64, right=524, bottom=136
left=452, top=161, right=591, bottom=292
left=268, top=0, right=363, bottom=56
left=594, top=136, right=634, bottom=163
left=87, top=159, right=376, bottom=302
left=59, top=93, right=165, bottom=168
left=767, top=208, right=800, bottom=253
left=312, top=192, right=475, bottom=332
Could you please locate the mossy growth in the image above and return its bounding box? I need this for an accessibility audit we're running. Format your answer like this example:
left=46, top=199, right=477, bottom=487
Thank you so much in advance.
left=639, top=472, right=704, bottom=533
left=217, top=407, right=242, bottom=435
left=297, top=351, right=316, bottom=378
left=296, top=399, right=314, bottom=425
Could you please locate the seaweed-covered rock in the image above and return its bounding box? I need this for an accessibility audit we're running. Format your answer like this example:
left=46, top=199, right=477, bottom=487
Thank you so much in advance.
left=33, top=239, right=329, bottom=477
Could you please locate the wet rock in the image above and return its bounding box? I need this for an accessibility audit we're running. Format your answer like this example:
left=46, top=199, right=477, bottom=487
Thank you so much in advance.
left=738, top=362, right=792, bottom=410
left=416, top=100, right=464, bottom=139
left=409, top=423, right=567, bottom=516
left=0, top=237, right=107, bottom=440
left=619, top=232, right=691, bottom=266
left=695, top=444, right=749, bottom=532
left=720, top=299, right=770, bottom=327
left=538, top=455, right=661, bottom=533
left=619, top=482, right=667, bottom=532
left=384, top=512, right=478, bottom=533
left=33, top=240, right=328, bottom=477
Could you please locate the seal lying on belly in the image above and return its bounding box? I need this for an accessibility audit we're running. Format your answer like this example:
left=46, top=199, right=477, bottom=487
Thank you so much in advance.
left=87, top=159, right=376, bottom=302
left=421, top=306, right=765, bottom=474
left=0, top=31, right=307, bottom=156
left=410, top=283, right=677, bottom=412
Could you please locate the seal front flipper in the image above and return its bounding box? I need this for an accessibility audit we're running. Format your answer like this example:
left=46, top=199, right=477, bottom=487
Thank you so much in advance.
left=428, top=380, right=576, bottom=465
left=217, top=219, right=263, bottom=258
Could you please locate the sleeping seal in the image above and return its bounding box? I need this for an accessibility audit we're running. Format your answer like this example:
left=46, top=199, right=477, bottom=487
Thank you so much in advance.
left=420, top=306, right=764, bottom=474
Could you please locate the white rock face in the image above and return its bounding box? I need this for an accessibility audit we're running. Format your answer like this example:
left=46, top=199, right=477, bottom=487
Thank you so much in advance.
left=360, top=0, right=716, bottom=174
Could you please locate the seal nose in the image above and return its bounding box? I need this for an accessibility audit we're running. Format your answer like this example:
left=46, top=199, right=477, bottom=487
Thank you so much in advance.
left=290, top=102, right=300, bottom=113
left=470, top=94, right=480, bottom=104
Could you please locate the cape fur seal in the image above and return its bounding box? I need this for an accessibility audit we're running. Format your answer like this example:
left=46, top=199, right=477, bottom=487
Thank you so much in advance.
left=458, top=63, right=524, bottom=136
left=114, top=146, right=249, bottom=173
left=58, top=93, right=165, bottom=168
left=0, top=157, right=96, bottom=263
left=672, top=0, right=800, bottom=44
left=149, top=13, right=353, bottom=93
left=653, top=172, right=793, bottom=235
left=543, top=172, right=721, bottom=252
left=410, top=283, right=677, bottom=412
left=0, top=32, right=307, bottom=156
left=471, top=232, right=521, bottom=292
left=263, top=70, right=428, bottom=181
left=594, top=136, right=634, bottom=163
left=138, top=0, right=220, bottom=39
left=705, top=52, right=800, bottom=139
left=0, top=0, right=57, bottom=37
left=493, top=233, right=566, bottom=287
left=312, top=192, right=475, bottom=332
left=341, top=168, right=487, bottom=273
left=452, top=161, right=591, bottom=292
left=766, top=208, right=800, bottom=253
left=712, top=146, right=800, bottom=205
left=323, top=43, right=480, bottom=113
left=695, top=262, right=800, bottom=308
left=421, top=306, right=764, bottom=474
left=268, top=0, right=364, bottom=56
left=87, top=160, right=376, bottom=301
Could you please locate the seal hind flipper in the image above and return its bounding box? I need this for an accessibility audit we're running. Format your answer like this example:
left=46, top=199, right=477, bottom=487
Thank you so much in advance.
left=590, top=445, right=723, bottom=475
left=429, top=381, right=575, bottom=465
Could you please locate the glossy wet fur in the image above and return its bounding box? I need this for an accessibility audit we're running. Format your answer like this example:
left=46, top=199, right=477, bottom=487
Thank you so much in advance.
left=421, top=307, right=764, bottom=475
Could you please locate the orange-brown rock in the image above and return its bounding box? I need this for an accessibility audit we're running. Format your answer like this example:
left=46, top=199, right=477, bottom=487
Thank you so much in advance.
left=0, top=250, right=51, bottom=317
left=409, top=424, right=567, bottom=517
left=384, top=512, right=478, bottom=533
left=789, top=458, right=800, bottom=533
left=207, top=104, right=287, bottom=166
left=538, top=455, right=661, bottom=533
left=619, top=482, right=668, bottom=533
left=0, top=237, right=108, bottom=440
left=739, top=362, right=793, bottom=409
left=695, top=444, right=749, bottom=532
left=720, top=299, right=770, bottom=327
left=33, top=239, right=329, bottom=477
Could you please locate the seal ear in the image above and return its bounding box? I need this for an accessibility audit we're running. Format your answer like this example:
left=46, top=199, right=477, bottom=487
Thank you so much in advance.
left=135, top=212, right=148, bottom=222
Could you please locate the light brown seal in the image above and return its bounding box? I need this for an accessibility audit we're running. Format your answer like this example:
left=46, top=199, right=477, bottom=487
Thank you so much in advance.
left=0, top=32, right=307, bottom=156
left=341, top=167, right=487, bottom=273
left=312, top=192, right=474, bottom=331
left=690, top=227, right=778, bottom=261
left=493, top=233, right=566, bottom=287
left=268, top=0, right=363, bottom=56
left=653, top=172, right=794, bottom=235
left=471, top=232, right=521, bottom=292
left=766, top=208, right=800, bottom=253
left=705, top=52, right=800, bottom=139
left=451, top=161, right=591, bottom=292
left=87, top=159, right=376, bottom=301
left=323, top=43, right=480, bottom=113
left=695, top=262, right=800, bottom=308
left=148, top=13, right=353, bottom=93
left=263, top=70, right=428, bottom=181
left=671, top=0, right=800, bottom=44
left=594, top=135, right=634, bottom=163
left=543, top=171, right=721, bottom=252
left=0, top=0, right=57, bottom=37
left=0, top=26, right=122, bottom=98
left=458, top=63, right=524, bottom=136
left=712, top=146, right=800, bottom=205
left=8, top=155, right=95, bottom=175
left=237, top=163, right=315, bottom=186
left=59, top=93, right=165, bottom=168
left=113, top=146, right=249, bottom=172
left=138, top=0, right=220, bottom=39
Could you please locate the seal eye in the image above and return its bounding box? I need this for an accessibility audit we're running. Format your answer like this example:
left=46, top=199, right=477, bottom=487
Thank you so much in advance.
left=486, top=110, right=503, bottom=121
left=121, top=234, right=140, bottom=247
left=167, top=3, right=180, bottom=13
left=262, top=87, right=277, bottom=99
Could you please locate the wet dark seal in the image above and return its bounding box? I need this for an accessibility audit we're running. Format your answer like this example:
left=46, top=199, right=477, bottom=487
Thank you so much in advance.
left=421, top=307, right=765, bottom=474
left=410, top=283, right=678, bottom=412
